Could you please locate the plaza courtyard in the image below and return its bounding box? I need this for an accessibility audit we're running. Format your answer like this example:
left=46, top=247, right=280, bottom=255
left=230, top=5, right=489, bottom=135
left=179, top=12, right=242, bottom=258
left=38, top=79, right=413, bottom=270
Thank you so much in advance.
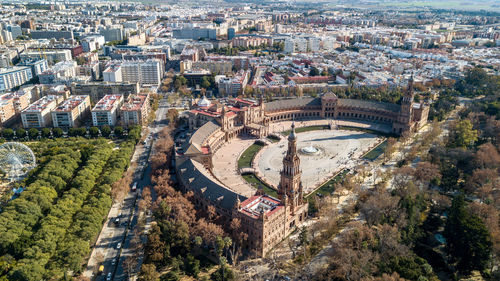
left=212, top=120, right=384, bottom=196
left=256, top=129, right=381, bottom=193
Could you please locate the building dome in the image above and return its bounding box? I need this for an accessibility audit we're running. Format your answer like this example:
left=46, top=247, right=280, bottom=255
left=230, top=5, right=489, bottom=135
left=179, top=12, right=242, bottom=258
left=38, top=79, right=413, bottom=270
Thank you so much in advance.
left=197, top=96, right=211, bottom=107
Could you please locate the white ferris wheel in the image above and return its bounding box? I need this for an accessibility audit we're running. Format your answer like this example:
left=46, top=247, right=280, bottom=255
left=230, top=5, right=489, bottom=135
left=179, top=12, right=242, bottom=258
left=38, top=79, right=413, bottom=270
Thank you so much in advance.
left=0, top=142, right=36, bottom=181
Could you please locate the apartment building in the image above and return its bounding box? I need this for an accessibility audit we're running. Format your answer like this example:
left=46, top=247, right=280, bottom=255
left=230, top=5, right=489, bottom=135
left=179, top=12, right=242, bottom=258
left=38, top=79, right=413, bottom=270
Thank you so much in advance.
left=100, top=27, right=125, bottom=42
left=81, top=35, right=105, bottom=52
left=51, top=95, right=91, bottom=127
left=39, top=61, right=77, bottom=84
left=18, top=59, right=49, bottom=76
left=0, top=66, right=33, bottom=92
left=103, top=63, right=122, bottom=82
left=120, top=93, right=150, bottom=126
left=30, top=30, right=74, bottom=40
left=104, top=59, right=164, bottom=87
left=181, top=60, right=232, bottom=74
left=91, top=94, right=123, bottom=126
left=71, top=81, right=139, bottom=103
left=20, top=50, right=72, bottom=65
left=21, top=95, right=63, bottom=128
left=217, top=70, right=250, bottom=97
left=232, top=36, right=272, bottom=48
left=3, top=90, right=32, bottom=113
left=0, top=94, right=15, bottom=125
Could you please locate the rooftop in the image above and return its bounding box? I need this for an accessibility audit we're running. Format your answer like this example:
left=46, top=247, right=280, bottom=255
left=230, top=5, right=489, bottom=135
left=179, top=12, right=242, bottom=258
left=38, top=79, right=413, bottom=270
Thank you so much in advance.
left=120, top=94, right=148, bottom=111
left=92, top=94, right=123, bottom=112
left=240, top=195, right=282, bottom=219
left=23, top=95, right=60, bottom=112
left=0, top=66, right=30, bottom=74
left=53, top=95, right=88, bottom=112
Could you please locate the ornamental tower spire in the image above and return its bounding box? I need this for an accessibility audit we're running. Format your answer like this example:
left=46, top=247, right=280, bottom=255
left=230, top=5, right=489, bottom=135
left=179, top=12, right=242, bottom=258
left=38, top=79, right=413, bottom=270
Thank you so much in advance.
left=278, top=123, right=302, bottom=212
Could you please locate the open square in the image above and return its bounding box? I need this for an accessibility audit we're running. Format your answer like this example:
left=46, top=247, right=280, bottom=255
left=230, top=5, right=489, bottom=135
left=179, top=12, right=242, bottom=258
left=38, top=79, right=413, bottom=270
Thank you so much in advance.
left=256, top=129, right=381, bottom=193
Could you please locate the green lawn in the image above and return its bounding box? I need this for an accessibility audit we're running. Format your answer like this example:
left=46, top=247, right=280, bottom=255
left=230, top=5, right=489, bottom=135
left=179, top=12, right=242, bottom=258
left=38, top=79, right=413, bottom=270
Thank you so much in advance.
left=362, top=140, right=388, bottom=161
left=242, top=174, right=278, bottom=197
left=238, top=143, right=264, bottom=168
left=282, top=125, right=330, bottom=136
left=267, top=135, right=280, bottom=143
left=307, top=168, right=351, bottom=198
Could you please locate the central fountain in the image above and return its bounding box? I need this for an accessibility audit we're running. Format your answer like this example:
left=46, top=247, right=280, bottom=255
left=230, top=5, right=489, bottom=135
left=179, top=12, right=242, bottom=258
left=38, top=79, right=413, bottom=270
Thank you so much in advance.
left=300, top=144, right=321, bottom=155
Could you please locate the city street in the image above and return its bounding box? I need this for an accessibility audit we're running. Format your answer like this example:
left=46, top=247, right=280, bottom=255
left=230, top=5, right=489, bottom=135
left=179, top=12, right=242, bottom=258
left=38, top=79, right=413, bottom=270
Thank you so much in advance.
left=83, top=97, right=170, bottom=281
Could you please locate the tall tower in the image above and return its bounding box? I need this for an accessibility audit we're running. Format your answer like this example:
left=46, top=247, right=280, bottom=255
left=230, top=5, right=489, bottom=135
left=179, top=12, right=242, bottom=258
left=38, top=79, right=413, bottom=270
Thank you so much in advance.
left=278, top=123, right=303, bottom=212
left=398, top=74, right=415, bottom=127
left=220, top=105, right=228, bottom=131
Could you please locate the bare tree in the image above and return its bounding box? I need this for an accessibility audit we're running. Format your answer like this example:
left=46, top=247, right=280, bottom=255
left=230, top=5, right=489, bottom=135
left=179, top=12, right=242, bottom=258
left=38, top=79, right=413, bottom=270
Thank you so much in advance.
left=123, top=255, right=137, bottom=279
left=474, top=143, right=500, bottom=169
left=359, top=190, right=400, bottom=226
left=384, top=137, right=397, bottom=162
left=414, top=161, right=441, bottom=188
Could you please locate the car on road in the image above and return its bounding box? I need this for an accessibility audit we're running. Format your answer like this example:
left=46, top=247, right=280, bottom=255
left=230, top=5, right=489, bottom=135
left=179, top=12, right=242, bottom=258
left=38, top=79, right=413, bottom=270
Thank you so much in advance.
left=116, top=242, right=121, bottom=249
left=114, top=218, right=120, bottom=225
left=106, top=272, right=112, bottom=281
left=111, top=258, right=117, bottom=266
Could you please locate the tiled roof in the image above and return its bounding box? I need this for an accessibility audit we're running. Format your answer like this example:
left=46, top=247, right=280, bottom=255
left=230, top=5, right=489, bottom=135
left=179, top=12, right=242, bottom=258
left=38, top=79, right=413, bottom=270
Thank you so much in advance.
left=264, top=97, right=400, bottom=113
left=338, top=99, right=400, bottom=113
left=187, top=120, right=221, bottom=153
left=265, top=98, right=321, bottom=111
left=178, top=159, right=247, bottom=210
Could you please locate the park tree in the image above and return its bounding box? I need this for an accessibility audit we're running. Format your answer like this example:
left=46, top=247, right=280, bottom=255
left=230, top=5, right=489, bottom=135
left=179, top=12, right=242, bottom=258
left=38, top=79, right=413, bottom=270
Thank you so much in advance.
left=128, top=125, right=141, bottom=142
left=15, top=128, right=26, bottom=139
left=465, top=67, right=488, bottom=87
left=52, top=127, right=63, bottom=138
left=359, top=189, right=400, bottom=226
left=309, top=67, right=320, bottom=76
left=89, top=127, right=100, bottom=138
left=320, top=223, right=379, bottom=280
left=384, top=137, right=397, bottom=162
left=473, top=143, right=500, bottom=169
left=174, top=76, right=187, bottom=90
left=201, top=76, right=211, bottom=89
left=413, top=161, right=441, bottom=187
left=100, top=125, right=111, bottom=137
left=298, top=226, right=309, bottom=259
left=138, top=263, right=159, bottom=281
left=2, top=128, right=14, bottom=140
left=69, top=127, right=86, bottom=137
left=444, top=194, right=492, bottom=274
left=28, top=128, right=39, bottom=140
left=166, top=109, right=179, bottom=125
left=68, top=128, right=77, bottom=137
left=114, top=126, right=124, bottom=138
left=41, top=128, right=51, bottom=138
left=447, top=119, right=478, bottom=148
left=183, top=254, right=200, bottom=278
left=210, top=262, right=235, bottom=281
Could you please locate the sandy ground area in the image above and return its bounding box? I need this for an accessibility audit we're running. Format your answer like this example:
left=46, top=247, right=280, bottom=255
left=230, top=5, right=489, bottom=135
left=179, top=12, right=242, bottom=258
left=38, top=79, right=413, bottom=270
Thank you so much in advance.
left=211, top=137, right=258, bottom=198
left=256, top=129, right=380, bottom=193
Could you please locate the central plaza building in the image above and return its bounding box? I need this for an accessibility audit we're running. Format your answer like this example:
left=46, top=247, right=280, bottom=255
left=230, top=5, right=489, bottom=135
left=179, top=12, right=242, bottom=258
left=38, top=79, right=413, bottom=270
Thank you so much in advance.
left=176, top=82, right=428, bottom=256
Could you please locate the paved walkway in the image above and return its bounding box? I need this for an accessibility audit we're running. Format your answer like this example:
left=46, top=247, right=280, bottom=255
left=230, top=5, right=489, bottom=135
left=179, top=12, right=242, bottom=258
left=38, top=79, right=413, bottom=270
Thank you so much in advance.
left=254, top=129, right=381, bottom=194
left=211, top=138, right=259, bottom=198
left=269, top=119, right=392, bottom=135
